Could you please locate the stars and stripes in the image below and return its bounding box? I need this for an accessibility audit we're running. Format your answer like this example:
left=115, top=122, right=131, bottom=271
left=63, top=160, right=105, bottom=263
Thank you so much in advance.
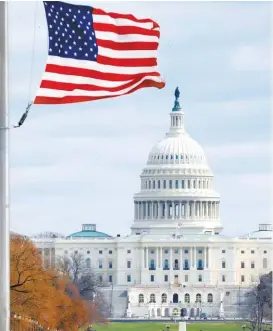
left=34, top=1, right=165, bottom=104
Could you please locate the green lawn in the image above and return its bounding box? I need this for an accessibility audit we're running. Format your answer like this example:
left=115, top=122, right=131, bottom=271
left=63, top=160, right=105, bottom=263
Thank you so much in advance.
left=90, top=322, right=246, bottom=331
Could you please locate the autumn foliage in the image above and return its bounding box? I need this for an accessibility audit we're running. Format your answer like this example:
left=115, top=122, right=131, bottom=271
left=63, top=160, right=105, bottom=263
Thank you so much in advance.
left=10, top=234, right=102, bottom=330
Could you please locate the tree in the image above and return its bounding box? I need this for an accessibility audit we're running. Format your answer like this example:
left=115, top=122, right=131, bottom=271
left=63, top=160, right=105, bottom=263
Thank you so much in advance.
left=57, top=252, right=111, bottom=317
left=10, top=234, right=99, bottom=329
left=245, top=272, right=272, bottom=331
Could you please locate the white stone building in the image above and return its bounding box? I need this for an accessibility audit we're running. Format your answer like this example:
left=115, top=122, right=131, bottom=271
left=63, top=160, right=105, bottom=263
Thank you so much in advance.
left=32, top=89, right=272, bottom=319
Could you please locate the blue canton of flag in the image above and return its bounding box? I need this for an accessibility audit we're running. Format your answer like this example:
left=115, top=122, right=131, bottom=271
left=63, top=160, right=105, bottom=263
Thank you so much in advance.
left=44, top=1, right=99, bottom=61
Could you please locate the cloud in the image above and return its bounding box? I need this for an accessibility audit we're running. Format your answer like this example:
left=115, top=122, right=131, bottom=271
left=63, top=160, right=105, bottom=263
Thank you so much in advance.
left=230, top=44, right=272, bottom=71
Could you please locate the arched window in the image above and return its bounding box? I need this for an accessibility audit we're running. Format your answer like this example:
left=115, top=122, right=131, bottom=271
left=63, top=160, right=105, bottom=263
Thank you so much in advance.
left=86, top=258, right=91, bottom=268
left=184, top=293, right=190, bottom=303
left=196, top=293, right=201, bottom=303
left=207, top=293, right=213, bottom=303
left=138, top=294, right=144, bottom=303
left=174, top=259, right=179, bottom=269
left=161, top=293, right=167, bottom=303
left=150, top=293, right=156, bottom=303
left=263, top=258, right=267, bottom=268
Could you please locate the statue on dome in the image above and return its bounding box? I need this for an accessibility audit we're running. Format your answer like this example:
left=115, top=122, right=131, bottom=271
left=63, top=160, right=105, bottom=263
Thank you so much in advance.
left=173, top=86, right=181, bottom=111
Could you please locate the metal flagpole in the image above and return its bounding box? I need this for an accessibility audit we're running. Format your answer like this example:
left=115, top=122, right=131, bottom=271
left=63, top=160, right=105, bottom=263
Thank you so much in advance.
left=0, top=2, right=10, bottom=331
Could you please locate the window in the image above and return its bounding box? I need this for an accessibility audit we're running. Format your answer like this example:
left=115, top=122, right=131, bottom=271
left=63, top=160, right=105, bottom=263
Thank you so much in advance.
left=264, top=250, right=267, bottom=254
left=64, top=250, right=68, bottom=254
left=251, top=250, right=255, bottom=254
left=161, top=293, right=167, bottom=303
left=99, top=250, right=103, bottom=254
left=163, top=180, right=166, bottom=189
left=241, top=262, right=245, bottom=269
left=99, top=260, right=103, bottom=269
left=138, top=294, right=144, bottom=303
left=174, top=249, right=179, bottom=254
left=150, top=259, right=155, bottom=270
left=241, top=250, right=245, bottom=254
left=151, top=275, right=155, bottom=282
left=222, top=261, right=226, bottom=269
left=164, top=249, right=169, bottom=254
left=175, top=180, right=179, bottom=189
left=181, top=180, right=185, bottom=189
left=197, top=259, right=203, bottom=269
left=151, top=250, right=155, bottom=254
left=127, top=275, right=131, bottom=282
left=226, top=291, right=230, bottom=296
left=185, top=275, right=188, bottom=282
left=241, top=275, right=245, bottom=283
left=263, top=258, right=267, bottom=268
left=188, top=180, right=191, bottom=189
left=207, top=293, right=213, bottom=303
left=196, top=294, right=201, bottom=303
left=184, top=259, right=189, bottom=270
left=108, top=261, right=112, bottom=269
left=109, top=250, right=112, bottom=254
left=164, top=275, right=168, bottom=282
left=150, top=293, right=156, bottom=303
left=109, top=275, right=112, bottom=282
left=193, top=180, right=196, bottom=189
left=98, top=275, right=103, bottom=283
left=184, top=293, right=190, bottom=303
left=74, top=250, right=78, bottom=254
left=127, top=261, right=131, bottom=268
left=149, top=181, right=151, bottom=189
left=176, top=154, right=178, bottom=160
left=198, top=275, right=202, bottom=282
left=169, top=180, right=172, bottom=189
left=127, top=250, right=131, bottom=254
left=153, top=181, right=155, bottom=189
left=222, top=275, right=226, bottom=282
left=251, top=262, right=255, bottom=269
left=198, top=250, right=203, bottom=254
left=86, top=258, right=91, bottom=268
left=158, top=180, right=161, bottom=189
left=222, top=250, right=226, bottom=253
left=184, top=249, right=188, bottom=254
left=87, top=250, right=90, bottom=254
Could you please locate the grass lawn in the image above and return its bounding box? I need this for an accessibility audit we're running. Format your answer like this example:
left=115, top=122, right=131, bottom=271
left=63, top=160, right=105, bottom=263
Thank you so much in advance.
left=90, top=322, right=246, bottom=331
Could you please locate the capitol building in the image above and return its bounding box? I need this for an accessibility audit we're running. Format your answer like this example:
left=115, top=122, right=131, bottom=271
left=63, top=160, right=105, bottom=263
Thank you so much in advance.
left=32, top=89, right=272, bottom=319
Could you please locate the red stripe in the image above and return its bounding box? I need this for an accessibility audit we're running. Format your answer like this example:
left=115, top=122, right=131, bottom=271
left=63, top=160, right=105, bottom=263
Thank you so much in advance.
left=97, top=55, right=157, bottom=67
left=93, top=23, right=160, bottom=38
left=40, top=76, right=160, bottom=92
left=93, top=8, right=159, bottom=29
left=34, top=79, right=165, bottom=105
left=45, top=64, right=160, bottom=81
left=96, top=39, right=158, bottom=51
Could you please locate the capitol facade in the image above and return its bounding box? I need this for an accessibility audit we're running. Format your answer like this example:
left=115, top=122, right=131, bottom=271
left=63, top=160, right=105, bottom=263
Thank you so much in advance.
left=32, top=90, right=272, bottom=319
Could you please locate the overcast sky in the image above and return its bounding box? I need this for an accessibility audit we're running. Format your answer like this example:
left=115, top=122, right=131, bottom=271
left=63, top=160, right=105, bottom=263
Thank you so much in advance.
left=9, top=1, right=272, bottom=238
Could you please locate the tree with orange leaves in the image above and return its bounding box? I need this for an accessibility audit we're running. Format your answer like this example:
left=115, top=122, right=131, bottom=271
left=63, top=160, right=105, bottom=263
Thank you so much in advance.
left=10, top=233, right=101, bottom=330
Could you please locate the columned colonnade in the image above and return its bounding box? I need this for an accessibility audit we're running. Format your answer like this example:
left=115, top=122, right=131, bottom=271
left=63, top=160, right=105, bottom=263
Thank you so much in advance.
left=134, top=200, right=220, bottom=220
left=142, top=246, right=210, bottom=269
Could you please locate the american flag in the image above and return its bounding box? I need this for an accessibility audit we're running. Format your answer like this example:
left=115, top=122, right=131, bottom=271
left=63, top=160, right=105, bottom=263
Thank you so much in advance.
left=34, top=1, right=165, bottom=104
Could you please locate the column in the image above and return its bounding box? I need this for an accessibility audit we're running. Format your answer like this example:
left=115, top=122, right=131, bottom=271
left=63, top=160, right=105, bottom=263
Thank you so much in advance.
left=151, top=201, right=154, bottom=219
left=212, top=202, right=215, bottom=219
left=208, top=202, right=211, bottom=218
left=160, top=247, right=162, bottom=268
left=170, top=248, right=173, bottom=270
left=156, top=247, right=158, bottom=268
left=204, top=247, right=207, bottom=269
left=49, top=248, right=52, bottom=268
left=165, top=201, right=168, bottom=220
left=145, top=202, right=148, bottom=219
left=199, top=202, right=202, bottom=218
left=180, top=247, right=183, bottom=270
left=172, top=201, right=175, bottom=220
left=141, top=247, right=145, bottom=268
left=193, top=201, right=196, bottom=219
left=192, top=247, right=195, bottom=268
left=207, top=247, right=210, bottom=268
left=134, top=202, right=137, bottom=220
left=196, top=201, right=199, bottom=218
left=146, top=247, right=148, bottom=269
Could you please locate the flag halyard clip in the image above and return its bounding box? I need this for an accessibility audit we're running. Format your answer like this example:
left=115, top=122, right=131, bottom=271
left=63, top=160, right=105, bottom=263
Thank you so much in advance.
left=13, top=102, right=33, bottom=128
left=0, top=102, right=33, bottom=131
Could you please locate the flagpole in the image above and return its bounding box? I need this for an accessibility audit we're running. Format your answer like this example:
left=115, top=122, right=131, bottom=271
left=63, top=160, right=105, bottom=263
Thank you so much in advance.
left=0, top=2, right=10, bottom=331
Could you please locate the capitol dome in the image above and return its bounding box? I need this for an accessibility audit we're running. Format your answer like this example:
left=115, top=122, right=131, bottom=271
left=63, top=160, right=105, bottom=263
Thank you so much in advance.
left=131, top=88, right=222, bottom=236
